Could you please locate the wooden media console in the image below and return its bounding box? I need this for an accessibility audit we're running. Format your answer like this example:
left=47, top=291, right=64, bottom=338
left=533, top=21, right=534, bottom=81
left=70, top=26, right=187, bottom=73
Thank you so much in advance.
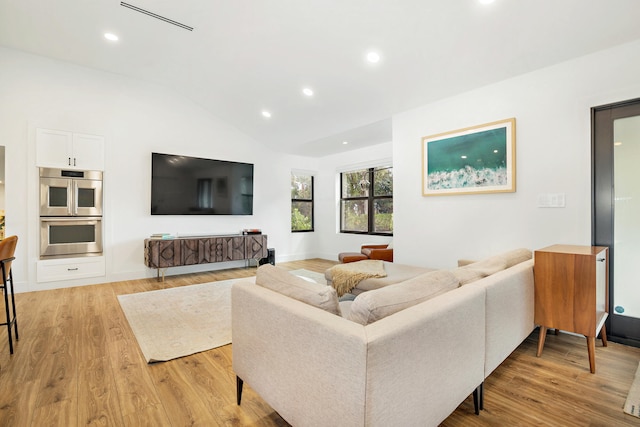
left=144, top=234, right=268, bottom=280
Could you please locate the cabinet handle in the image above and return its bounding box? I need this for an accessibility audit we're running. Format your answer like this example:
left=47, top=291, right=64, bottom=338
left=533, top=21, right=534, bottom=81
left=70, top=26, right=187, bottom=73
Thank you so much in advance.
left=597, top=258, right=605, bottom=262
left=67, top=267, right=79, bottom=271
left=68, top=157, right=71, bottom=166
left=73, top=157, right=77, bottom=166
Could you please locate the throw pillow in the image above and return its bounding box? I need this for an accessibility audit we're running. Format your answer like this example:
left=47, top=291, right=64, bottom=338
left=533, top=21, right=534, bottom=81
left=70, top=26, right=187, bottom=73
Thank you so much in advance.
left=255, top=264, right=341, bottom=316
left=348, top=270, right=459, bottom=325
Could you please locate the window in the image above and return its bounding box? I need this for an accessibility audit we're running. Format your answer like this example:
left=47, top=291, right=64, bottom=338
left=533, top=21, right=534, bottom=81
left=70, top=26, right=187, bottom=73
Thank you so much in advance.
left=291, top=173, right=314, bottom=232
left=340, top=166, right=393, bottom=235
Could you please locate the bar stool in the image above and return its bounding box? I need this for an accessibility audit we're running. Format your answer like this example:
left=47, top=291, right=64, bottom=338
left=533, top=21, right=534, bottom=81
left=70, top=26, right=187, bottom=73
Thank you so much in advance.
left=0, top=235, right=18, bottom=354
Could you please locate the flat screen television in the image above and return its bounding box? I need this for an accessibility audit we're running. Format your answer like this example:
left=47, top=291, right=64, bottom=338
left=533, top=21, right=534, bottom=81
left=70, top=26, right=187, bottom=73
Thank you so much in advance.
left=151, top=152, right=254, bottom=215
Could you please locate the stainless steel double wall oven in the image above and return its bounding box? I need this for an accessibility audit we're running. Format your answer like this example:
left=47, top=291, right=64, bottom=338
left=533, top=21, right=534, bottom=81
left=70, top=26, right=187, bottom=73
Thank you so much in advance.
left=39, top=168, right=103, bottom=258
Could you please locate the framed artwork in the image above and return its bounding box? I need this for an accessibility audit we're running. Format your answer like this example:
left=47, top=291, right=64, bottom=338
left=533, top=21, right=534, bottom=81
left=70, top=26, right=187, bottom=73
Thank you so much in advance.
left=422, top=118, right=516, bottom=196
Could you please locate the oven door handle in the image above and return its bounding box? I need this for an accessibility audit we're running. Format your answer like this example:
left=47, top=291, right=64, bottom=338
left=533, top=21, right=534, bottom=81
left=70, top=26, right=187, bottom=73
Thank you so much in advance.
left=72, top=181, right=78, bottom=216
left=40, top=217, right=101, bottom=223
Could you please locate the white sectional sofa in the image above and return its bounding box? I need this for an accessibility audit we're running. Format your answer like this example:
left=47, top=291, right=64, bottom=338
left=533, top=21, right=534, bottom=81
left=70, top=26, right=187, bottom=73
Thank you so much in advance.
left=231, top=249, right=535, bottom=426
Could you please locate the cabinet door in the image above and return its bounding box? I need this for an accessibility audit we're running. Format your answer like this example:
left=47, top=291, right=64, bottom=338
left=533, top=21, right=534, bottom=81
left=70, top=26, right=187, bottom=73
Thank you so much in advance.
left=246, top=234, right=267, bottom=259
left=219, top=236, right=245, bottom=261
left=36, top=128, right=73, bottom=168
left=73, top=133, right=105, bottom=170
left=146, top=239, right=181, bottom=268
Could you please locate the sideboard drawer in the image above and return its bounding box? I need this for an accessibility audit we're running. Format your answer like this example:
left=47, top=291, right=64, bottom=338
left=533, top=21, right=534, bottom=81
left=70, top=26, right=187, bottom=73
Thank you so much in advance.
left=37, top=256, right=106, bottom=283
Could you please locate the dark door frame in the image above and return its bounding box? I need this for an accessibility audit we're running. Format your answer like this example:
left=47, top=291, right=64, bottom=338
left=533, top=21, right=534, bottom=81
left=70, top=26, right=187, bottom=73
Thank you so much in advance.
left=592, top=97, right=640, bottom=348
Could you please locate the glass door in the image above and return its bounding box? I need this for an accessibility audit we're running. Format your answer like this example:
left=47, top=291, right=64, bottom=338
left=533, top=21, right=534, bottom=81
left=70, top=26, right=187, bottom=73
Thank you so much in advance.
left=593, top=99, right=640, bottom=347
left=613, top=116, right=640, bottom=321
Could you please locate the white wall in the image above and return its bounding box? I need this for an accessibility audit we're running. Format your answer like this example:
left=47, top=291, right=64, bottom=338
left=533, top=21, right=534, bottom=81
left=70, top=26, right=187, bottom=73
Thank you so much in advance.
left=6, top=38, right=639, bottom=292
left=0, top=47, right=320, bottom=292
left=393, top=39, right=640, bottom=269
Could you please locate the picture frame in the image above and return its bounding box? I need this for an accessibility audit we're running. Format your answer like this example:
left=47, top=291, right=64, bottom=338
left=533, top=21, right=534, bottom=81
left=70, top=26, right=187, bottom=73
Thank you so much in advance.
left=422, top=118, right=516, bottom=196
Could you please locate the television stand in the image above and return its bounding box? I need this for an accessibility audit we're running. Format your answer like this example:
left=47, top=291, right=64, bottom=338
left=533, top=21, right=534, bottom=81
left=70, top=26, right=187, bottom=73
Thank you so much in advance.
left=144, top=234, right=268, bottom=281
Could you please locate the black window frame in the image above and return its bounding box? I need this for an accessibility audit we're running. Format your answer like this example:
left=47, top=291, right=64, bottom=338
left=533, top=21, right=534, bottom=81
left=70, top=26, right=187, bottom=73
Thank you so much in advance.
left=340, top=166, right=393, bottom=236
left=291, top=173, right=314, bottom=233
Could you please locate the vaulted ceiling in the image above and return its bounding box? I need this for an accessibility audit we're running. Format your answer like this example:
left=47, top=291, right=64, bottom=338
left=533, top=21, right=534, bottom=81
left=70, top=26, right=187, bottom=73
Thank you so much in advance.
left=1, top=0, right=640, bottom=156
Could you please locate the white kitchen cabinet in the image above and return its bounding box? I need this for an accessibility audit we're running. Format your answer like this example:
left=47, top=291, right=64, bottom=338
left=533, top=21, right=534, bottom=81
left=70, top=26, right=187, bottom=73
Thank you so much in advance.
left=36, top=128, right=105, bottom=170
left=36, top=256, right=106, bottom=283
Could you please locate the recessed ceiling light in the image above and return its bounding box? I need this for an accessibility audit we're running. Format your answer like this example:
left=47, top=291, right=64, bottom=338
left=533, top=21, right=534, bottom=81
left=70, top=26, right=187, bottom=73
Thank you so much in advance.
left=342, top=141, right=349, bottom=145
left=614, top=141, right=623, bottom=146
left=104, top=33, right=119, bottom=41
left=302, top=87, right=314, bottom=97
left=478, top=0, right=495, bottom=4
left=366, top=51, right=381, bottom=64
left=261, top=110, right=272, bottom=118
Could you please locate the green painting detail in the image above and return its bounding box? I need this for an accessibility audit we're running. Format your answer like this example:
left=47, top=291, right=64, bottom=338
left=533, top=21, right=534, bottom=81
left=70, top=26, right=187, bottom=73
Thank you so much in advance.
left=427, top=128, right=508, bottom=190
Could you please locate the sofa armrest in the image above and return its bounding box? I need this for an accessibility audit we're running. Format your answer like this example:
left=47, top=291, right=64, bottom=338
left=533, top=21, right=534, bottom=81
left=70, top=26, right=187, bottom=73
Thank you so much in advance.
left=232, top=280, right=368, bottom=426
left=361, top=244, right=389, bottom=250
left=478, top=259, right=535, bottom=377
left=361, top=246, right=393, bottom=262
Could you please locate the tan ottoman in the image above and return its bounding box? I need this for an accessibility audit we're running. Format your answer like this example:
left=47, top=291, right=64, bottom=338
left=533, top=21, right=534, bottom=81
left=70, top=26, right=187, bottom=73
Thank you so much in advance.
left=338, top=252, right=368, bottom=263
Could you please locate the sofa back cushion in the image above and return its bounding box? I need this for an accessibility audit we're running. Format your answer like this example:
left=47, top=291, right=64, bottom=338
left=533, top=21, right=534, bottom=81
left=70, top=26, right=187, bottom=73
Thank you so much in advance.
left=499, top=248, right=533, bottom=268
left=348, top=270, right=459, bottom=325
left=452, top=248, right=533, bottom=285
left=255, top=264, right=341, bottom=316
left=452, top=258, right=507, bottom=285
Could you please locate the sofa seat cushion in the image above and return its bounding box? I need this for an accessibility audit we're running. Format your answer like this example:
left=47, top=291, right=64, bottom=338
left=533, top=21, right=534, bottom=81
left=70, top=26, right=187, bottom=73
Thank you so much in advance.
left=325, top=262, right=435, bottom=294
left=256, top=264, right=342, bottom=316
left=348, top=270, right=460, bottom=325
left=327, top=260, right=388, bottom=296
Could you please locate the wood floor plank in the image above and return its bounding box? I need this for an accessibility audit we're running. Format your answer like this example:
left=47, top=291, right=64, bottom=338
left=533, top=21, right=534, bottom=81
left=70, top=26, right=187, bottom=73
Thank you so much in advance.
left=121, top=403, right=172, bottom=427
left=31, top=398, right=78, bottom=427
left=33, top=327, right=79, bottom=409
left=107, top=338, right=164, bottom=418
left=150, top=359, right=224, bottom=427
left=0, top=258, right=638, bottom=426
left=77, top=356, right=124, bottom=427
left=0, top=378, right=40, bottom=427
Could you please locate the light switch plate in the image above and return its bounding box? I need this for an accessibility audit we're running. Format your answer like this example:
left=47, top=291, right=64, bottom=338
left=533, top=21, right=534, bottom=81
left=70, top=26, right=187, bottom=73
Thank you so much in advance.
left=538, top=193, right=566, bottom=208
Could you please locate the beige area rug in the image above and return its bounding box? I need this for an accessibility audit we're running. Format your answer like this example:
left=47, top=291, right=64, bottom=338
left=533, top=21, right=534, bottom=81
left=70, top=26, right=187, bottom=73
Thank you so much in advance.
left=118, top=269, right=324, bottom=363
left=624, top=361, right=640, bottom=418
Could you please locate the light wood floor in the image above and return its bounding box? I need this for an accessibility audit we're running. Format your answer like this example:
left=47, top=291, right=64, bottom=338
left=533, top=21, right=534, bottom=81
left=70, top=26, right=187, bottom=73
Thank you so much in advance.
left=0, top=258, right=639, bottom=426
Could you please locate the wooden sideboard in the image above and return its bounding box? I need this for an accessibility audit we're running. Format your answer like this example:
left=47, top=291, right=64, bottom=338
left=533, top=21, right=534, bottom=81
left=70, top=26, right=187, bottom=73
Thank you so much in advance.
left=145, top=234, right=268, bottom=280
left=533, top=244, right=608, bottom=373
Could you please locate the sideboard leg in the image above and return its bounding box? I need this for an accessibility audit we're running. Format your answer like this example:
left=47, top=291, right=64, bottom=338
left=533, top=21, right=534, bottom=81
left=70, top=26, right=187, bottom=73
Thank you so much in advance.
left=536, top=326, right=547, bottom=357
left=586, top=336, right=596, bottom=373
left=600, top=323, right=608, bottom=347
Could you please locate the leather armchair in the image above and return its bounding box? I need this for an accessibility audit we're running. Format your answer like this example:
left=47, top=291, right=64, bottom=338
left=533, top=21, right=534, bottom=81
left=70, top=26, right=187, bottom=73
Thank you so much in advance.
left=361, top=244, right=393, bottom=262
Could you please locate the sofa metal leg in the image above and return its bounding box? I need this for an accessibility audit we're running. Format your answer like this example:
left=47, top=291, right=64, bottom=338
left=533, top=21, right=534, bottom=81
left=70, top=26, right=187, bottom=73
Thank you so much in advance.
left=236, top=376, right=244, bottom=405
left=473, top=382, right=484, bottom=415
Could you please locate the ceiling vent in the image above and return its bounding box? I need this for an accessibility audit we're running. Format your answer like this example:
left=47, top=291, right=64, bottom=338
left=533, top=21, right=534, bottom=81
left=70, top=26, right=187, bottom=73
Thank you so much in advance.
left=120, top=2, right=194, bottom=31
